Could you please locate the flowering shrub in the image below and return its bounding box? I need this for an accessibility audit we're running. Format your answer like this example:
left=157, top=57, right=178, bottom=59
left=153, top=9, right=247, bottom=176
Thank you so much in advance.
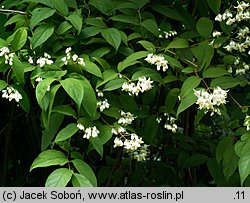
left=1, top=0, right=250, bottom=187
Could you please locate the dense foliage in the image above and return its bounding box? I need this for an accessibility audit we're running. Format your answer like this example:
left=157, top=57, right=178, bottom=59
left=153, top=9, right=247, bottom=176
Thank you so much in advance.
left=1, top=0, right=250, bottom=187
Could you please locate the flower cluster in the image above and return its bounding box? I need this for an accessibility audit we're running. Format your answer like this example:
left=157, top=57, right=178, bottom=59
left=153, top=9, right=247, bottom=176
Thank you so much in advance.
left=0, top=47, right=14, bottom=66
left=36, top=53, right=53, bottom=67
left=97, top=99, right=110, bottom=112
left=145, top=53, right=169, bottom=72
left=122, top=76, right=153, bottom=96
left=118, top=111, right=136, bottom=126
left=77, top=123, right=99, bottom=139
left=159, top=29, right=177, bottom=39
left=157, top=113, right=178, bottom=133
left=61, top=47, right=85, bottom=66
left=234, top=57, right=250, bottom=75
left=96, top=89, right=104, bottom=97
left=212, top=30, right=222, bottom=38
left=2, top=86, right=22, bottom=103
left=194, top=87, right=228, bottom=116
left=113, top=132, right=149, bottom=161
left=131, top=144, right=150, bottom=161
left=244, top=115, right=250, bottom=130
left=214, top=1, right=250, bottom=53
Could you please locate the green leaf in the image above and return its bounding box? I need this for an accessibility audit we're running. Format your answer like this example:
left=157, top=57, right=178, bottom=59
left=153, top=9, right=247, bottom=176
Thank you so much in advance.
left=89, top=0, right=113, bottom=15
left=117, top=51, right=148, bottom=72
left=41, top=113, right=64, bottom=151
left=239, top=153, right=250, bottom=186
left=7, top=27, right=27, bottom=51
left=165, top=88, right=180, bottom=113
left=45, top=168, right=73, bottom=187
left=85, top=17, right=107, bottom=28
left=132, top=68, right=162, bottom=82
left=207, top=0, right=221, bottom=14
left=53, top=0, right=68, bottom=16
left=192, top=42, right=214, bottom=69
left=216, top=137, right=234, bottom=163
left=141, top=19, right=159, bottom=37
left=53, top=105, right=77, bottom=117
left=177, top=93, right=197, bottom=116
left=207, top=158, right=225, bottom=185
left=57, top=21, right=72, bottom=35
left=166, top=38, right=189, bottom=50
left=235, top=133, right=250, bottom=157
left=210, top=76, right=241, bottom=89
left=66, top=13, right=82, bottom=34
left=30, top=8, right=56, bottom=29
left=31, top=24, right=54, bottom=49
left=202, top=67, right=230, bottom=78
left=71, top=173, right=93, bottom=187
left=96, top=69, right=118, bottom=88
left=13, top=84, right=30, bottom=113
left=0, top=80, right=7, bottom=91
left=196, top=17, right=213, bottom=38
left=36, top=78, right=55, bottom=110
left=61, top=78, right=84, bottom=110
left=222, top=145, right=239, bottom=181
left=22, top=0, right=54, bottom=7
left=30, top=149, right=68, bottom=171
left=83, top=61, right=102, bottom=78
left=103, top=78, right=127, bottom=91
left=4, top=14, right=26, bottom=27
left=137, top=40, right=156, bottom=52
left=180, top=76, right=201, bottom=99
left=54, top=123, right=79, bottom=143
left=12, top=56, right=24, bottom=84
left=80, top=77, right=97, bottom=118
left=101, top=28, right=121, bottom=51
left=182, top=154, right=208, bottom=168
left=71, top=159, right=97, bottom=186
left=110, top=15, right=139, bottom=25
left=152, top=4, right=183, bottom=21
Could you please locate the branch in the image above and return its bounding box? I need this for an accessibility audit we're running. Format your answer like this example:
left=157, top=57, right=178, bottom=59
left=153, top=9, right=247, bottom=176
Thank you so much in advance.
left=0, top=8, right=26, bottom=15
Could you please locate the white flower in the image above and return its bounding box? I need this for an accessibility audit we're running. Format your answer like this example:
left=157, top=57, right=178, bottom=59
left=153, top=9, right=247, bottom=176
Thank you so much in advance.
left=35, top=77, right=43, bottom=83
left=212, top=31, right=222, bottom=37
left=72, top=54, right=78, bottom=61
left=65, top=47, right=72, bottom=54
left=83, top=126, right=99, bottom=139
left=2, top=86, right=22, bottom=103
left=28, top=56, right=34, bottom=64
left=118, top=111, right=136, bottom=126
left=133, top=144, right=150, bottom=161
left=244, top=115, right=250, bottom=130
left=36, top=53, right=53, bottom=67
left=114, top=137, right=123, bottom=147
left=194, top=87, right=228, bottom=116
left=96, top=89, right=104, bottom=97
left=77, top=123, right=85, bottom=131
left=0, top=47, right=10, bottom=56
left=145, top=53, right=169, bottom=72
left=97, top=99, right=110, bottom=112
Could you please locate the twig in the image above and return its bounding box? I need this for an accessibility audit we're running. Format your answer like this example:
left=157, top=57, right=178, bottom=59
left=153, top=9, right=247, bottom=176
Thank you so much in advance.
left=0, top=8, right=26, bottom=15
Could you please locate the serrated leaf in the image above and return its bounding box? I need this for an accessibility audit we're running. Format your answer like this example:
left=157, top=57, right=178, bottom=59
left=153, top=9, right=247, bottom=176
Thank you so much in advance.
left=54, top=123, right=79, bottom=143
left=180, top=76, right=201, bottom=99
left=30, top=8, right=56, bottom=29
left=45, top=168, right=73, bottom=187
left=57, top=21, right=72, bottom=35
left=30, top=149, right=68, bottom=171
left=61, top=78, right=84, bottom=110
left=101, top=28, right=121, bottom=51
left=71, top=159, right=97, bottom=186
left=31, top=24, right=54, bottom=49
left=7, top=27, right=27, bottom=51
left=53, top=0, right=68, bottom=16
